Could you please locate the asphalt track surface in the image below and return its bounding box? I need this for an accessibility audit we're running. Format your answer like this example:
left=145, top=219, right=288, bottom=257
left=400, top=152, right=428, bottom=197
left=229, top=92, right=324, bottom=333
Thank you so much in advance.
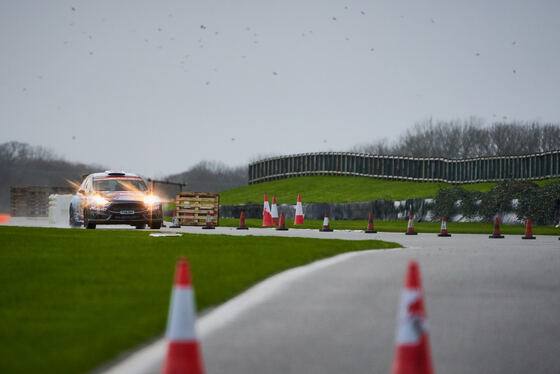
left=6, top=218, right=560, bottom=373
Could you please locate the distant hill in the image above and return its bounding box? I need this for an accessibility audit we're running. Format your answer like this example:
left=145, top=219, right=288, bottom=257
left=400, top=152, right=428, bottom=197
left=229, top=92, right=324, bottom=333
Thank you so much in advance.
left=0, top=142, right=248, bottom=213
left=0, top=142, right=102, bottom=213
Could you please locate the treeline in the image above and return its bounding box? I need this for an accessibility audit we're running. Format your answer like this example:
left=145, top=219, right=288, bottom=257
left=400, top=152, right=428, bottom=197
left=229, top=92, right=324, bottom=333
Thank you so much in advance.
left=161, top=161, right=247, bottom=197
left=353, top=119, right=560, bottom=158
left=0, top=142, right=102, bottom=213
left=432, top=180, right=560, bottom=225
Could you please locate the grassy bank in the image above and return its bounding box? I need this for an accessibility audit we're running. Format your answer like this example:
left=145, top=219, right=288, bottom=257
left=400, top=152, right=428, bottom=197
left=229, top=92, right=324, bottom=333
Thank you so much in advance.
left=0, top=226, right=399, bottom=374
left=220, top=176, right=498, bottom=205
left=219, top=218, right=560, bottom=235
left=219, top=176, right=560, bottom=205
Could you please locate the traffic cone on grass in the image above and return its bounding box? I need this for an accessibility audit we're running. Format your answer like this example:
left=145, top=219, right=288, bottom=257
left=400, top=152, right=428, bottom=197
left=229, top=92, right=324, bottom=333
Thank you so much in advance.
left=161, top=258, right=205, bottom=374
left=405, top=216, right=418, bottom=235
left=202, top=211, right=215, bottom=230
left=170, top=211, right=180, bottom=228
left=237, top=211, right=248, bottom=230
left=276, top=212, right=288, bottom=231
left=262, top=194, right=273, bottom=227
left=365, top=213, right=377, bottom=233
left=437, top=217, right=451, bottom=237
left=489, top=217, right=504, bottom=238
left=294, top=194, right=304, bottom=225
left=271, top=196, right=279, bottom=226
left=391, top=261, right=434, bottom=374
left=521, top=218, right=535, bottom=239
left=319, top=213, right=333, bottom=232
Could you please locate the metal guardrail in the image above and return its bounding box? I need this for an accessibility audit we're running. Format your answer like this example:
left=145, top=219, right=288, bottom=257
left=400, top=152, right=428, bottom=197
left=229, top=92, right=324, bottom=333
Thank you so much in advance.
left=248, top=151, right=560, bottom=184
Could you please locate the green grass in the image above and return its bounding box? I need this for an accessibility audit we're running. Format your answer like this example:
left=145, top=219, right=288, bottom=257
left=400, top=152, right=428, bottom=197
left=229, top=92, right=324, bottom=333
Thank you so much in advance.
left=0, top=226, right=399, bottom=374
left=220, top=218, right=560, bottom=235
left=219, top=176, right=498, bottom=205
left=220, top=176, right=560, bottom=205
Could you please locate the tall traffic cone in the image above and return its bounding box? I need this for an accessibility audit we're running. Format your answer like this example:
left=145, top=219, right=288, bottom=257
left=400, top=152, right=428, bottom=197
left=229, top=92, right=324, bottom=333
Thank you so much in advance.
left=237, top=211, right=248, bottom=230
left=170, top=211, right=180, bottom=228
left=276, top=212, right=288, bottom=231
left=161, top=258, right=205, bottom=374
left=262, top=193, right=273, bottom=227
left=405, top=216, right=418, bottom=235
left=489, top=217, right=504, bottom=238
left=294, top=194, right=304, bottom=225
left=271, top=196, right=279, bottom=226
left=521, top=218, right=535, bottom=239
left=202, top=211, right=215, bottom=230
left=437, top=217, right=451, bottom=237
left=365, top=212, right=377, bottom=233
left=319, top=212, right=333, bottom=232
left=391, top=261, right=434, bottom=374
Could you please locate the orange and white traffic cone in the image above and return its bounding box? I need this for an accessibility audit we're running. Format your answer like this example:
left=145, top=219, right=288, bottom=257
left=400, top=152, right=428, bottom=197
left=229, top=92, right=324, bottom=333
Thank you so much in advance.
left=170, top=211, right=180, bottom=228
left=405, top=216, right=418, bottom=235
left=365, top=212, right=377, bottom=233
left=237, top=211, right=248, bottom=230
left=319, top=212, right=333, bottom=232
left=161, top=258, right=205, bottom=374
left=262, top=193, right=273, bottom=227
left=521, top=218, right=535, bottom=239
left=391, top=261, right=434, bottom=374
left=271, top=196, right=279, bottom=226
left=294, top=194, right=304, bottom=225
left=202, top=211, right=215, bottom=230
left=489, top=217, right=504, bottom=238
left=276, top=212, right=288, bottom=231
left=0, top=214, right=10, bottom=225
left=437, top=217, right=451, bottom=237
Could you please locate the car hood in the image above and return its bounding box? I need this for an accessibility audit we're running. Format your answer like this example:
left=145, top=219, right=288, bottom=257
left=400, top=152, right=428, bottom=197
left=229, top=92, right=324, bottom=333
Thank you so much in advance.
left=99, top=191, right=146, bottom=201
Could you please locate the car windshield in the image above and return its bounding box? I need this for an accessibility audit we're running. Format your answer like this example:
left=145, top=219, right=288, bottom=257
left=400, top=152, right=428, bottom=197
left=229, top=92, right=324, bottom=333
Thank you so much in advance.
left=92, top=178, right=148, bottom=192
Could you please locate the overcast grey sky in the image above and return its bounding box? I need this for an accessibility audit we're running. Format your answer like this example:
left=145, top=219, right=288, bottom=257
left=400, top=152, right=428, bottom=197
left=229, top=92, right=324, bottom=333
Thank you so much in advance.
left=1, top=0, right=559, bottom=177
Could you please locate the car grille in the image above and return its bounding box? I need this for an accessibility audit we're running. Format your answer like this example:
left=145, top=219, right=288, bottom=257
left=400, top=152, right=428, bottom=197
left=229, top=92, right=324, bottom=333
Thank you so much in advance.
left=109, top=202, right=146, bottom=212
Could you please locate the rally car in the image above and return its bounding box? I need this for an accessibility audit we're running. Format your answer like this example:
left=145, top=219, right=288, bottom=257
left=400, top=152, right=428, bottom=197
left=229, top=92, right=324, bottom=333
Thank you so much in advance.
left=69, top=171, right=162, bottom=229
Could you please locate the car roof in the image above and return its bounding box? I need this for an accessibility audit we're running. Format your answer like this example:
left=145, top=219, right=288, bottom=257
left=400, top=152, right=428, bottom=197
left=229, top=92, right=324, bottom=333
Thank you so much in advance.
left=90, top=171, right=141, bottom=179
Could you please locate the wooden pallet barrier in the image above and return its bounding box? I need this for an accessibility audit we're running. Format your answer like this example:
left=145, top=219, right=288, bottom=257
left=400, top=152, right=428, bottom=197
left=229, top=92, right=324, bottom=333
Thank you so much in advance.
left=10, top=186, right=75, bottom=217
left=176, top=191, right=219, bottom=226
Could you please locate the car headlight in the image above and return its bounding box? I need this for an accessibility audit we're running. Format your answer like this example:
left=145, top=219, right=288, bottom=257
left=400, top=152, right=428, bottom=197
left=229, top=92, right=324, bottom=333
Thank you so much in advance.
left=91, top=195, right=109, bottom=209
left=144, top=195, right=161, bottom=209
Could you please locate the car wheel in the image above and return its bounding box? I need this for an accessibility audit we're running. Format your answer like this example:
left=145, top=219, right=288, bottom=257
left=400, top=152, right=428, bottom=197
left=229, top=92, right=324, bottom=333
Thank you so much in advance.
left=84, top=209, right=96, bottom=229
left=149, top=222, right=161, bottom=230
left=135, top=223, right=146, bottom=229
left=69, top=206, right=82, bottom=228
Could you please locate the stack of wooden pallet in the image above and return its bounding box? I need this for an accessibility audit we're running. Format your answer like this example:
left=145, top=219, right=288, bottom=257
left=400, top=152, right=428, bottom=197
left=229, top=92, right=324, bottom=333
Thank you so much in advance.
left=176, top=191, right=219, bottom=226
left=10, top=186, right=75, bottom=217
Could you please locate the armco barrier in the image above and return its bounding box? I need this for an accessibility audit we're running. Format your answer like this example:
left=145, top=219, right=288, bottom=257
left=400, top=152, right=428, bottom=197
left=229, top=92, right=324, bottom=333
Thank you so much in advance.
left=248, top=151, right=560, bottom=184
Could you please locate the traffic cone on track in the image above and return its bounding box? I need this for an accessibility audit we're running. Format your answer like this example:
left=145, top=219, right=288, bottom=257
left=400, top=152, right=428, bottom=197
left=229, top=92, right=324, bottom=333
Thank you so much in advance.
left=202, top=211, right=215, bottom=230
left=391, top=261, right=434, bottom=374
left=319, top=212, right=333, bottom=232
left=237, top=211, right=248, bottom=230
left=0, top=214, right=11, bottom=225
left=294, top=194, right=304, bottom=225
left=262, top=193, right=273, bottom=227
left=405, top=216, right=418, bottom=235
left=489, top=217, right=504, bottom=238
left=161, top=258, right=205, bottom=374
left=271, top=196, right=279, bottom=226
left=437, top=217, right=451, bottom=237
left=365, top=213, right=377, bottom=233
left=521, top=218, right=535, bottom=239
left=170, top=211, right=180, bottom=228
left=276, top=212, right=288, bottom=231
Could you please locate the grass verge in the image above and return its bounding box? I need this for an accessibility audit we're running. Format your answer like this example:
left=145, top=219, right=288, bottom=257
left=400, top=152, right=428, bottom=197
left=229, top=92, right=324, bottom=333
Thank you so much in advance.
left=220, top=218, right=560, bottom=235
left=0, top=226, right=399, bottom=374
